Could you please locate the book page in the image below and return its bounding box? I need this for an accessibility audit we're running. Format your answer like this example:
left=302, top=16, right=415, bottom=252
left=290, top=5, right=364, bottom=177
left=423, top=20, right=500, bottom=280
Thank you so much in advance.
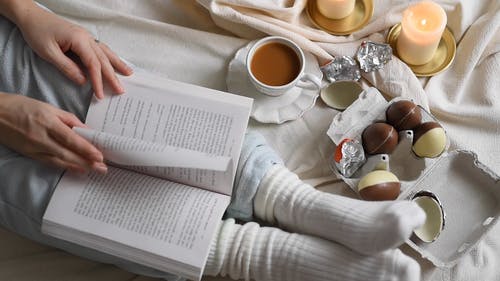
left=43, top=167, right=230, bottom=280
left=85, top=70, right=252, bottom=195
left=74, top=127, right=231, bottom=171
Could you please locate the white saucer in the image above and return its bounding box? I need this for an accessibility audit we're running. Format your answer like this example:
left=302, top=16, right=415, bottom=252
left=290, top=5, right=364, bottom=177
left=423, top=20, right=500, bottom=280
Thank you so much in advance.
left=227, top=41, right=323, bottom=124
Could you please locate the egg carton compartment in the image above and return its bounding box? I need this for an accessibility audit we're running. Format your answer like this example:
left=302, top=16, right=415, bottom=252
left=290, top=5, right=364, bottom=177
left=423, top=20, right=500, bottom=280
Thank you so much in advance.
left=401, top=150, right=500, bottom=267
left=327, top=87, right=449, bottom=193
left=326, top=87, right=500, bottom=267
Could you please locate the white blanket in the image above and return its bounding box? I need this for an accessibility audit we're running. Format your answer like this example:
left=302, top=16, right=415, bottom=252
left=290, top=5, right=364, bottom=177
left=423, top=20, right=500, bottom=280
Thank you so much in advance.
left=1, top=0, right=498, bottom=281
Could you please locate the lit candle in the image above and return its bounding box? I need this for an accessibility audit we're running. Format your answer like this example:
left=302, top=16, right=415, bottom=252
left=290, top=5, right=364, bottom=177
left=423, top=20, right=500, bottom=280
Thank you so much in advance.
left=317, top=0, right=356, bottom=20
left=396, top=1, right=447, bottom=65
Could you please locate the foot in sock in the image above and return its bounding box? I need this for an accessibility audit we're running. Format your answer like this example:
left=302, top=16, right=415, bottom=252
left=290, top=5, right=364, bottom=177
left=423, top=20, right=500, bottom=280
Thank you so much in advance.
left=254, top=164, right=426, bottom=255
left=204, top=219, right=420, bottom=281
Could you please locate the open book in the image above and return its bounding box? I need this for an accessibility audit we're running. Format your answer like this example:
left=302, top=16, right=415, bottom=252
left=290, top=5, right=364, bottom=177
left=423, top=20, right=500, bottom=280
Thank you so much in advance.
left=42, top=70, right=252, bottom=281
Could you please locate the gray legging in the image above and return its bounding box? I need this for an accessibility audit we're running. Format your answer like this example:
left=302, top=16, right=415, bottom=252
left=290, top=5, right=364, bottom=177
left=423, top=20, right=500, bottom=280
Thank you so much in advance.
left=0, top=16, right=183, bottom=281
left=0, top=14, right=281, bottom=280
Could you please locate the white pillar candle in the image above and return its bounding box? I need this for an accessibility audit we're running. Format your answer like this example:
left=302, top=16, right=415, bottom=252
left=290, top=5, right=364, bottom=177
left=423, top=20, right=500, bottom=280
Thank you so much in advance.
left=396, top=1, right=447, bottom=65
left=317, top=0, right=356, bottom=20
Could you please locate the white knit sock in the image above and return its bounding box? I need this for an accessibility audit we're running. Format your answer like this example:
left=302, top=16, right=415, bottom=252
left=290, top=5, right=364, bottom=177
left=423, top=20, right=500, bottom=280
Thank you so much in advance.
left=204, top=219, right=420, bottom=281
left=254, top=165, right=426, bottom=255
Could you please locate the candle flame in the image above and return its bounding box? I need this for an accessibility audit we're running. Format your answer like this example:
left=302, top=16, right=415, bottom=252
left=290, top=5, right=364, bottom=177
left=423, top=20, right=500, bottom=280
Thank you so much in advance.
left=421, top=19, right=427, bottom=26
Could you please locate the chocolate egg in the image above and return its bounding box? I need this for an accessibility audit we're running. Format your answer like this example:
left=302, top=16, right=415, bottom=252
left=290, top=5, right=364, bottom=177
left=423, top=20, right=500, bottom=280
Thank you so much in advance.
left=386, top=100, right=422, bottom=131
left=362, top=122, right=399, bottom=154
left=412, top=122, right=446, bottom=158
left=412, top=191, right=445, bottom=243
left=358, top=170, right=400, bottom=201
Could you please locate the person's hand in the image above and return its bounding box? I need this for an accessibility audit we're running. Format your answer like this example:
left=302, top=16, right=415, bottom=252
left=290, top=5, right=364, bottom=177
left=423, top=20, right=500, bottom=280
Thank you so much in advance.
left=12, top=2, right=133, bottom=99
left=0, top=93, right=107, bottom=173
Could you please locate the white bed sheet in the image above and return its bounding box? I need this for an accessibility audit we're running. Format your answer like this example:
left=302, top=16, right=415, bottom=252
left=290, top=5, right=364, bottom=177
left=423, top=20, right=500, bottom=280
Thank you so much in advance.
left=1, top=0, right=498, bottom=281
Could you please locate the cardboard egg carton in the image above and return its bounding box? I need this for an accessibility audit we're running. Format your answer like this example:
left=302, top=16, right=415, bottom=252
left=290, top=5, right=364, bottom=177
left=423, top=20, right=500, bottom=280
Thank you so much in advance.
left=326, top=87, right=500, bottom=267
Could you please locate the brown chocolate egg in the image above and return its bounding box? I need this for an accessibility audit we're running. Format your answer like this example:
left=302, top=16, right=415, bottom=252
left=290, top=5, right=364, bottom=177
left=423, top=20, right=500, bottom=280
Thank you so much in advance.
left=412, top=122, right=447, bottom=158
left=362, top=122, right=399, bottom=154
left=358, top=170, right=400, bottom=201
left=386, top=100, right=422, bottom=131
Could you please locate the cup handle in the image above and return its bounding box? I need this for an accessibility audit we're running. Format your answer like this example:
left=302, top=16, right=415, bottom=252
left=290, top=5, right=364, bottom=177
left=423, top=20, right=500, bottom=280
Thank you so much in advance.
left=296, top=73, right=322, bottom=90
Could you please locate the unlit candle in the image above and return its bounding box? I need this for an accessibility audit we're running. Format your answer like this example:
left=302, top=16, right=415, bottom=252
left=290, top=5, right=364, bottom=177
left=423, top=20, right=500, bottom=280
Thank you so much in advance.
left=317, top=0, right=356, bottom=20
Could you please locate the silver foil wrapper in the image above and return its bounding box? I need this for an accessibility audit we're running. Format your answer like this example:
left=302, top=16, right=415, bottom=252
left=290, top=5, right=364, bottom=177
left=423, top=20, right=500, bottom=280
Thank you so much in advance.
left=356, top=41, right=392, bottom=72
left=334, top=139, right=366, bottom=178
left=320, top=56, right=361, bottom=83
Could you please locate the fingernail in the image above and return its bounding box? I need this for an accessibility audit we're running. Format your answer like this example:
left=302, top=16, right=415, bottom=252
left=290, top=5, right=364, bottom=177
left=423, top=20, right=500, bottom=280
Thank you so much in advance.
left=93, top=162, right=108, bottom=174
left=92, top=153, right=104, bottom=162
left=117, top=85, right=125, bottom=94
left=77, top=74, right=86, bottom=84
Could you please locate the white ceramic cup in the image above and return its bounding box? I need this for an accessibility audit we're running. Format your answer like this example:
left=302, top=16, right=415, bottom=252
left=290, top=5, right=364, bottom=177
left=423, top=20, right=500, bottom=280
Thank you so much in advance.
left=246, top=36, right=322, bottom=97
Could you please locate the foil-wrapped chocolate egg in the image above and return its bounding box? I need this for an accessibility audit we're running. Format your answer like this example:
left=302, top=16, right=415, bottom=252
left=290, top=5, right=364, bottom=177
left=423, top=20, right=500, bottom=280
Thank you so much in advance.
left=358, top=170, right=401, bottom=201
left=362, top=122, right=399, bottom=154
left=386, top=100, right=422, bottom=131
left=412, top=122, right=447, bottom=158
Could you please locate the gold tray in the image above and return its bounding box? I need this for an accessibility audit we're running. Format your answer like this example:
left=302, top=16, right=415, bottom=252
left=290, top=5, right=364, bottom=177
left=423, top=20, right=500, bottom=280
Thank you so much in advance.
left=306, top=0, right=373, bottom=36
left=386, top=24, right=456, bottom=77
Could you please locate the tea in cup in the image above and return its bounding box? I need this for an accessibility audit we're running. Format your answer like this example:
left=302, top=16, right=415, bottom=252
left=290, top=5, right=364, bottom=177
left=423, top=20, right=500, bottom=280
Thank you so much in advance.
left=246, top=36, right=322, bottom=96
